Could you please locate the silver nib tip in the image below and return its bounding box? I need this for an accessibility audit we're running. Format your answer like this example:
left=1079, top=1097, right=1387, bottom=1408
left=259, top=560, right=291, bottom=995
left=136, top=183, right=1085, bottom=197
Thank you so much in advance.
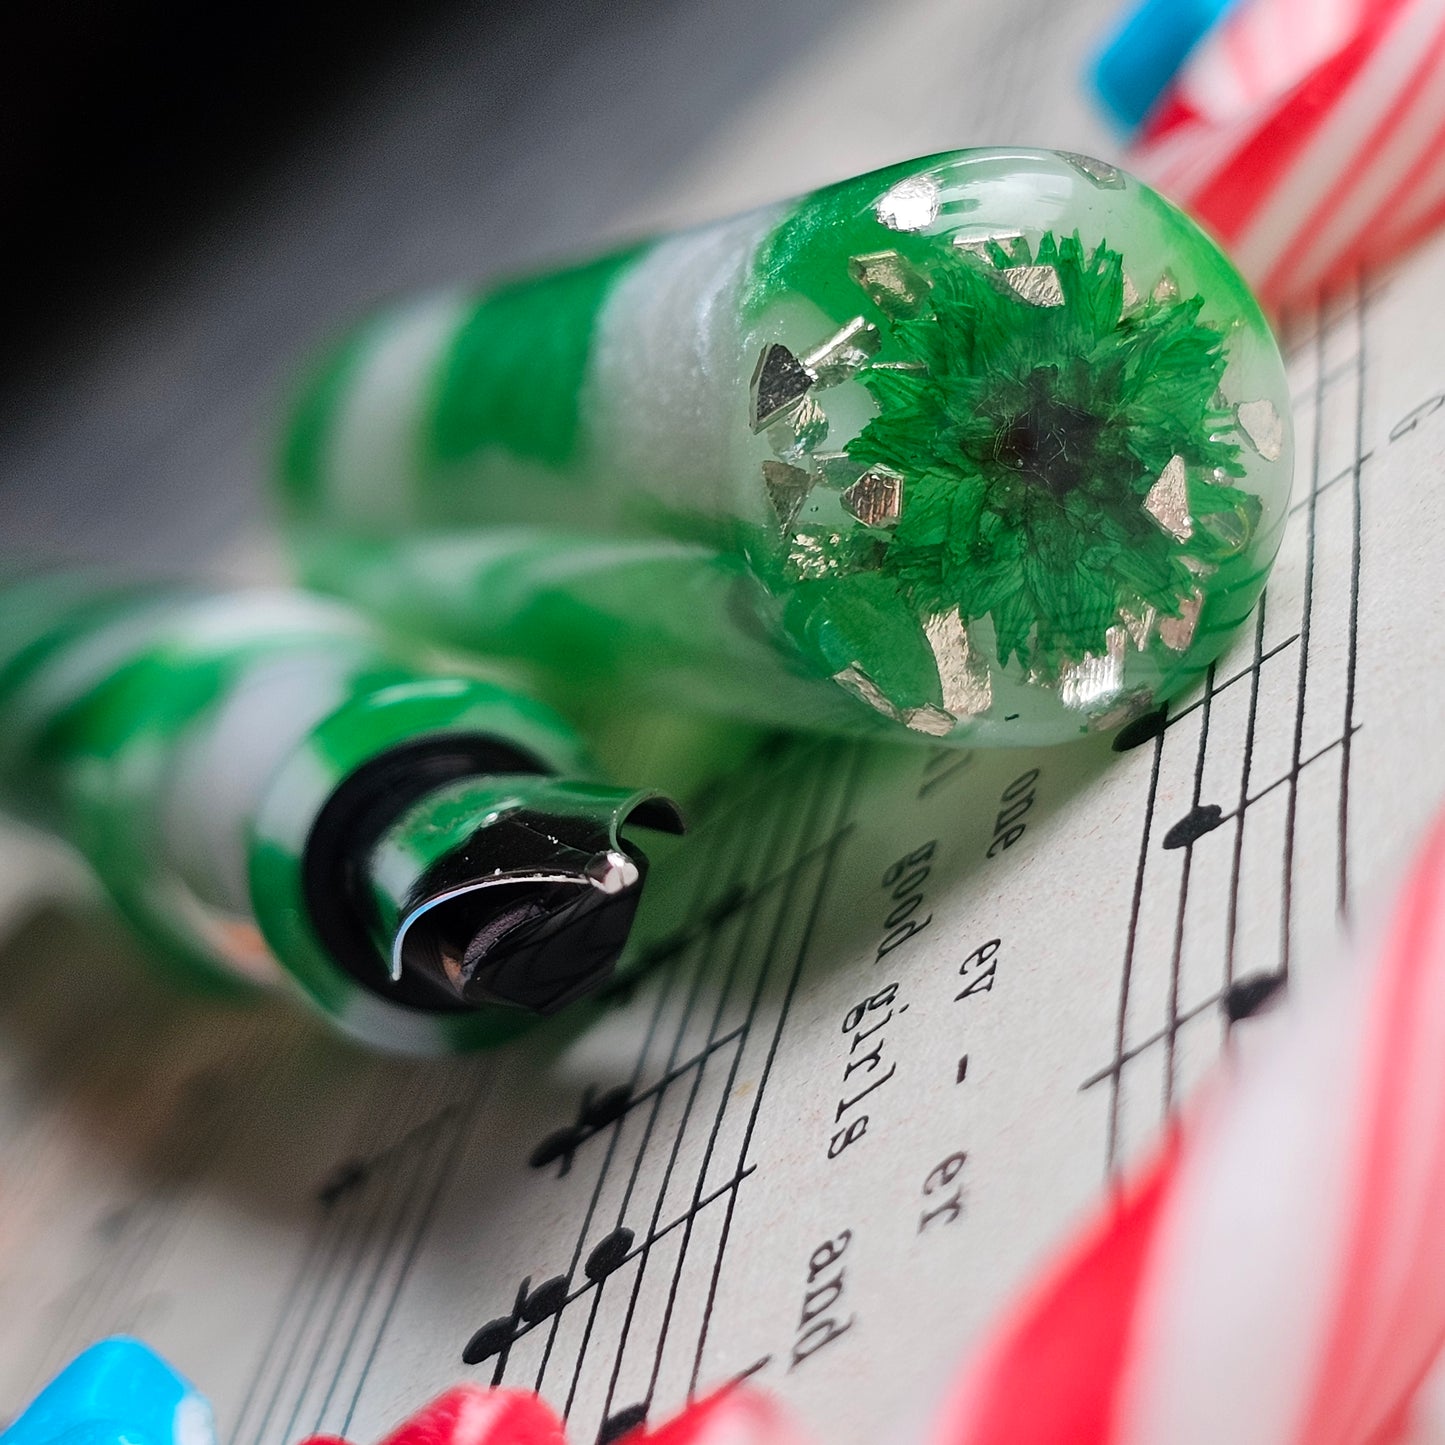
left=587, top=849, right=642, bottom=895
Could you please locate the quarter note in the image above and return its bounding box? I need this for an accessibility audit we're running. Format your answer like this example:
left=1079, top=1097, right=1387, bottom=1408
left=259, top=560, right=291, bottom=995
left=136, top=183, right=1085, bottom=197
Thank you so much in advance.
left=529, top=1085, right=635, bottom=1175
left=597, top=1404, right=647, bottom=1445
left=1163, top=803, right=1224, bottom=849
left=1224, top=972, right=1286, bottom=1022
left=462, top=1227, right=635, bottom=1380
left=463, top=1274, right=567, bottom=1375
left=584, top=1227, right=634, bottom=1283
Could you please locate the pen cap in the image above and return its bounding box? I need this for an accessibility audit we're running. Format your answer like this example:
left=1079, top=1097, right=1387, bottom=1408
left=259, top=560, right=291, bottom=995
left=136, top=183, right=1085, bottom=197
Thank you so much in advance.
left=282, top=148, right=1292, bottom=748
left=0, top=574, right=675, bottom=1051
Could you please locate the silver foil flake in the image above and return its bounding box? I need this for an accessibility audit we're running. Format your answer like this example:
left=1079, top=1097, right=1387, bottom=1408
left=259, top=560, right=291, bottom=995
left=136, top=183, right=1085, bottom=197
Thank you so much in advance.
left=841, top=467, right=903, bottom=529
left=998, top=264, right=1066, bottom=308
left=954, top=230, right=1024, bottom=265
left=1056, top=151, right=1126, bottom=189
left=1144, top=455, right=1194, bottom=541
left=1122, top=272, right=1142, bottom=313
left=750, top=343, right=815, bottom=432
left=762, top=460, right=813, bottom=531
left=1181, top=554, right=1218, bottom=578
left=923, top=609, right=993, bottom=719
left=904, top=704, right=956, bottom=737
left=1060, top=626, right=1128, bottom=711
left=1158, top=591, right=1203, bottom=653
left=1236, top=399, right=1284, bottom=461
left=769, top=395, right=829, bottom=459
left=1200, top=502, right=1256, bottom=555
left=1090, top=688, right=1156, bottom=733
left=812, top=451, right=864, bottom=489
left=1118, top=601, right=1157, bottom=650
left=833, top=662, right=901, bottom=721
left=1153, top=271, right=1181, bottom=303
left=875, top=175, right=941, bottom=233
left=802, top=316, right=882, bottom=389
left=849, top=251, right=931, bottom=318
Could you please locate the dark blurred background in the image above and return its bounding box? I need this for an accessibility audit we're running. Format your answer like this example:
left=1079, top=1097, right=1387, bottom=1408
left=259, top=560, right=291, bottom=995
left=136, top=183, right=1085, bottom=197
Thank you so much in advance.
left=2, top=1, right=440, bottom=357
left=0, top=0, right=1112, bottom=568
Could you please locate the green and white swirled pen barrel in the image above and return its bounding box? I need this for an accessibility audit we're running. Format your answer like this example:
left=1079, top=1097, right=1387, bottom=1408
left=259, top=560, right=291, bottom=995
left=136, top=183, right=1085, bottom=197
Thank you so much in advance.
left=282, top=148, right=1293, bottom=746
left=0, top=574, right=680, bottom=1052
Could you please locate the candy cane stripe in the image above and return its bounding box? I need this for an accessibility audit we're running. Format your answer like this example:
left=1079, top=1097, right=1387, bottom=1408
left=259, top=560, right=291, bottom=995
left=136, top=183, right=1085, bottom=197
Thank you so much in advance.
left=1128, top=0, right=1445, bottom=307
left=1263, top=13, right=1445, bottom=297
left=927, top=1138, right=1183, bottom=1445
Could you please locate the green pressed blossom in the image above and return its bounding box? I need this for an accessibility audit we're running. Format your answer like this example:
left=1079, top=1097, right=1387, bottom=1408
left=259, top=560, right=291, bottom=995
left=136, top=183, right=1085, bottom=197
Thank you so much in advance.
left=840, top=231, right=1260, bottom=673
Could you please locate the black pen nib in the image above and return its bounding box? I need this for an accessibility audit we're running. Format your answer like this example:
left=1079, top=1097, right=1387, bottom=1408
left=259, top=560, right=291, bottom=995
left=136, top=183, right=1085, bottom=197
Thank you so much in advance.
left=389, top=784, right=684, bottom=1014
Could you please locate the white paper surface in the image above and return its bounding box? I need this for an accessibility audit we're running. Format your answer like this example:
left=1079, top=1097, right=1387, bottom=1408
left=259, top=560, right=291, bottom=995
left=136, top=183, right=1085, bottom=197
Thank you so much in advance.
left=8, top=5, right=1445, bottom=1443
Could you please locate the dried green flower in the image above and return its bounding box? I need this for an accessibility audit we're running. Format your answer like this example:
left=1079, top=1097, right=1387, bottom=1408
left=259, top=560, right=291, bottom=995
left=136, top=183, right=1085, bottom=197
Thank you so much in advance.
left=841, top=231, right=1256, bottom=672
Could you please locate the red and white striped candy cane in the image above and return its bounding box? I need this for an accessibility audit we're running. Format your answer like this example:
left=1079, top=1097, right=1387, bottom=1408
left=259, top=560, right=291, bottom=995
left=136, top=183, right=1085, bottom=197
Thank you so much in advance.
left=628, top=1390, right=803, bottom=1445
left=931, top=805, right=1445, bottom=1445
left=1129, top=0, right=1445, bottom=310
left=298, top=1387, right=565, bottom=1445
left=295, top=1384, right=806, bottom=1445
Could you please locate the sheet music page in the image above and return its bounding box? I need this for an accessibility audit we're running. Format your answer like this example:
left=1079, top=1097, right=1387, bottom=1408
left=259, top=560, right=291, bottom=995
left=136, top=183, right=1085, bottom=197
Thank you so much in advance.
left=6, top=5, right=1445, bottom=1444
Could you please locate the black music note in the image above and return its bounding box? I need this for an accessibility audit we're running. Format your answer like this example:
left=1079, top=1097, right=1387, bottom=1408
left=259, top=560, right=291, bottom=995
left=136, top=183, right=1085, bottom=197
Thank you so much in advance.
left=597, top=1404, right=648, bottom=1445
left=1113, top=706, right=1168, bottom=752
left=519, top=1274, right=568, bottom=1323
left=462, top=1314, right=518, bottom=1369
left=462, top=1272, right=569, bottom=1371
left=584, top=1226, right=634, bottom=1283
left=529, top=1084, right=634, bottom=1174
left=462, top=1225, right=635, bottom=1379
left=1224, top=972, right=1286, bottom=1023
left=96, top=1205, right=135, bottom=1241
left=1162, top=803, right=1224, bottom=850
left=315, top=1158, right=370, bottom=1207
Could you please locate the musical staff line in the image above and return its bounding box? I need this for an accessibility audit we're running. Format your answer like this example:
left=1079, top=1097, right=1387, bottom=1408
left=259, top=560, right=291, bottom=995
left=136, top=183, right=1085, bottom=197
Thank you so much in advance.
left=1279, top=307, right=1329, bottom=984
left=557, top=784, right=791, bottom=1420
left=541, top=754, right=825, bottom=1411
left=1338, top=271, right=1367, bottom=919
left=1225, top=597, right=1268, bottom=991
left=530, top=1027, right=748, bottom=1177
left=469, top=1164, right=758, bottom=1367
left=1081, top=990, right=1230, bottom=1091
left=688, top=751, right=862, bottom=1403
left=338, top=1062, right=491, bottom=1435
left=592, top=775, right=819, bottom=1426
left=1288, top=454, right=1372, bottom=516
left=1163, top=659, right=1215, bottom=1110
left=1105, top=706, right=1163, bottom=1174
left=229, top=1052, right=497, bottom=1445
left=1097, top=271, right=1371, bottom=1173
left=1162, top=631, right=1301, bottom=728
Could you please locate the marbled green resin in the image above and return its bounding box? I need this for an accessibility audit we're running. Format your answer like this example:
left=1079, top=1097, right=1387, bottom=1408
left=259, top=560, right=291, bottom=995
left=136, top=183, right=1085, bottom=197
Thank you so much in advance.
left=283, top=149, right=1292, bottom=745
left=0, top=574, right=652, bottom=1051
